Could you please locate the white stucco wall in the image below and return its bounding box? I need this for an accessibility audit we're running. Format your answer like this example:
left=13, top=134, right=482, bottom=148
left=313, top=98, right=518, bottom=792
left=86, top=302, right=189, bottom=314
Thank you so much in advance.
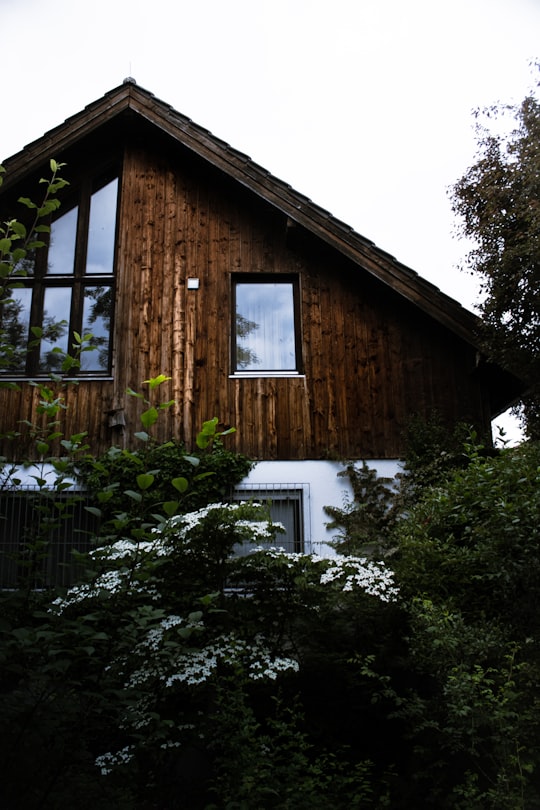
left=0, top=462, right=78, bottom=489
left=237, top=459, right=402, bottom=557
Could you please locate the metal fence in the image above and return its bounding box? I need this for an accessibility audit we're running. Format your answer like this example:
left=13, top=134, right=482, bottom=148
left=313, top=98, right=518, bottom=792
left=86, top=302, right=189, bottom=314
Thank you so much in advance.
left=0, top=484, right=308, bottom=589
left=0, top=489, right=99, bottom=589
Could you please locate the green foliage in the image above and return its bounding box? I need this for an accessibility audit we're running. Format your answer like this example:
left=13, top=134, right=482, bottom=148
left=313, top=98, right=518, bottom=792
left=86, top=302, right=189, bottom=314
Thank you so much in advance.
left=324, top=460, right=397, bottom=556
left=78, top=435, right=252, bottom=525
left=399, top=412, right=477, bottom=495
left=319, top=430, right=540, bottom=807
left=451, top=75, right=540, bottom=437
left=388, top=439, right=540, bottom=808
left=0, top=160, right=69, bottom=378
left=395, top=439, right=540, bottom=634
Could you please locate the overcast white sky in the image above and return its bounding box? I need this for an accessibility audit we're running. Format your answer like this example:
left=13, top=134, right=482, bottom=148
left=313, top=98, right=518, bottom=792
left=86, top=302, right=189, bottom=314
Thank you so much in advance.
left=2, top=0, right=539, bottom=441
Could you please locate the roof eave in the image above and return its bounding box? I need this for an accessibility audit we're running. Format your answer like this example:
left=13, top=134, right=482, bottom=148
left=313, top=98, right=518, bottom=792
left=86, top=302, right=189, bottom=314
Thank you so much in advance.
left=0, top=81, right=484, bottom=347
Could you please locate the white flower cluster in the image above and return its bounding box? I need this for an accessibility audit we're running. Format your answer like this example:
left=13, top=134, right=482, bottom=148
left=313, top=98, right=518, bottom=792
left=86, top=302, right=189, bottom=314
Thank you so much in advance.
left=143, top=614, right=185, bottom=652
left=319, top=556, right=399, bottom=602
left=248, top=650, right=300, bottom=681
left=166, top=502, right=238, bottom=535
left=95, top=745, right=134, bottom=776
left=92, top=535, right=172, bottom=560
left=165, top=633, right=298, bottom=687
left=50, top=566, right=160, bottom=612
left=161, top=502, right=282, bottom=546
left=240, top=548, right=399, bottom=602
left=50, top=569, right=126, bottom=611
left=124, top=611, right=206, bottom=689
left=235, top=519, right=284, bottom=540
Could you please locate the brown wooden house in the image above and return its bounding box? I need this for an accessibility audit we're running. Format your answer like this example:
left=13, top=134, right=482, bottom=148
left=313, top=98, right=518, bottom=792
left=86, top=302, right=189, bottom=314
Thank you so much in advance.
left=0, top=80, right=523, bottom=559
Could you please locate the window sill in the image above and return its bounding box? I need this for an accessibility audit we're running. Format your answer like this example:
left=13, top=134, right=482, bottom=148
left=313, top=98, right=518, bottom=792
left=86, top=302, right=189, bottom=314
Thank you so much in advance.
left=229, top=372, right=305, bottom=379
left=0, top=375, right=114, bottom=383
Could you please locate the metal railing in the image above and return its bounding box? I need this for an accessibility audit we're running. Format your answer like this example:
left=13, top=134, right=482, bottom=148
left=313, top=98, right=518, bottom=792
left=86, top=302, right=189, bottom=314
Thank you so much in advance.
left=0, top=488, right=99, bottom=589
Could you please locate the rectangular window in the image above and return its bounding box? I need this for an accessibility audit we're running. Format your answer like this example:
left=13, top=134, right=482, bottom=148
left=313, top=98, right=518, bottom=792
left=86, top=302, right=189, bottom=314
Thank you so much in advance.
left=232, top=275, right=302, bottom=374
left=232, top=486, right=304, bottom=553
left=0, top=172, right=118, bottom=377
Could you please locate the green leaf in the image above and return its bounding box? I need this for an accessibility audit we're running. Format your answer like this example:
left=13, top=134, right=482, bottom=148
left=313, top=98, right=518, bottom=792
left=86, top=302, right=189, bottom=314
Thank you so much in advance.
left=172, top=476, right=189, bottom=493
left=201, top=417, right=219, bottom=435
left=134, top=431, right=150, bottom=442
left=0, top=238, right=12, bottom=253
left=196, top=433, right=210, bottom=450
left=143, top=374, right=171, bottom=390
left=124, top=489, right=143, bottom=503
left=11, top=248, right=27, bottom=262
left=193, top=471, right=215, bottom=482
left=183, top=455, right=200, bottom=467
left=36, top=441, right=49, bottom=455
left=18, top=197, right=38, bottom=210
left=140, top=406, right=158, bottom=429
left=10, top=221, right=26, bottom=238
left=38, top=199, right=61, bottom=217
left=85, top=506, right=103, bottom=518
left=163, top=500, right=180, bottom=516
left=136, top=473, right=155, bottom=490
left=220, top=426, right=236, bottom=436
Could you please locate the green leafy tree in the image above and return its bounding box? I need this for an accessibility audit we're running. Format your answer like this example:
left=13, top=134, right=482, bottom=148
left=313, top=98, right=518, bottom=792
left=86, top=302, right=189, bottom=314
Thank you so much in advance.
left=451, top=75, right=540, bottom=437
left=390, top=438, right=540, bottom=808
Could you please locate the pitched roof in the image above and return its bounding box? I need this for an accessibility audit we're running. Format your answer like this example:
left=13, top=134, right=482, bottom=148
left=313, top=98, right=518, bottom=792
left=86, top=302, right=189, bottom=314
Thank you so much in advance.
left=0, top=80, right=526, bottom=413
left=2, top=79, right=480, bottom=340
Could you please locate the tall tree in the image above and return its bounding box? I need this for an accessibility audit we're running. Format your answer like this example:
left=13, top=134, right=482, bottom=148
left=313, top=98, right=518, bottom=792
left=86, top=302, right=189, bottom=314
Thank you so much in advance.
left=451, top=74, right=540, bottom=437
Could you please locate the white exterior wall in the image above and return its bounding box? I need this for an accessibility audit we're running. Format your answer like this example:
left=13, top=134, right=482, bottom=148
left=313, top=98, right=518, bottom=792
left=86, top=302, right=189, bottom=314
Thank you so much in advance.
left=237, top=459, right=402, bottom=557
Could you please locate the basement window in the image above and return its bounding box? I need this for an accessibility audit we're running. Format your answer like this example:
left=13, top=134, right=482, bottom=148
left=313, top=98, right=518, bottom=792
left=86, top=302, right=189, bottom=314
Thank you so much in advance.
left=232, top=486, right=304, bottom=554
left=1, top=172, right=118, bottom=377
left=232, top=275, right=302, bottom=375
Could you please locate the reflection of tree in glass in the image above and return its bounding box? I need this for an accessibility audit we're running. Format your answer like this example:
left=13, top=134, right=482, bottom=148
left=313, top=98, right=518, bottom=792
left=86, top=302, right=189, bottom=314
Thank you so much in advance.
left=0, top=298, right=28, bottom=371
left=11, top=251, right=36, bottom=278
left=84, top=286, right=112, bottom=370
left=235, top=312, right=259, bottom=369
left=40, top=316, right=68, bottom=372
left=0, top=246, right=36, bottom=371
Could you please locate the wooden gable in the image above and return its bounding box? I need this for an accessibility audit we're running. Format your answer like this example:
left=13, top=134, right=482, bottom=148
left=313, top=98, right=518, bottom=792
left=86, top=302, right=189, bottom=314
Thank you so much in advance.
left=0, top=81, right=524, bottom=461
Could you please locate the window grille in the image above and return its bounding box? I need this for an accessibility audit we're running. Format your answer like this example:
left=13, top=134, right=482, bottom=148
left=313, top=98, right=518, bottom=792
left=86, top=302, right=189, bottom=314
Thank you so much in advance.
left=231, top=484, right=306, bottom=553
left=0, top=489, right=99, bottom=588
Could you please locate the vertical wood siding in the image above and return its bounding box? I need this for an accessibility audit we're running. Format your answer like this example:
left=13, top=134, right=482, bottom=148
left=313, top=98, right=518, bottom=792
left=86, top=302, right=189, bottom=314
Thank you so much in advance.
left=0, top=141, right=490, bottom=461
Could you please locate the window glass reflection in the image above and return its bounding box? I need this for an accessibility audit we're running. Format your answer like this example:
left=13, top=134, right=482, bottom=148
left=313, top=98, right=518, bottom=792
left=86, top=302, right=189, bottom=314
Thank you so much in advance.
left=81, top=285, right=112, bottom=371
left=47, top=207, right=78, bottom=275
left=236, top=282, right=296, bottom=371
left=86, top=179, right=118, bottom=275
left=0, top=288, right=32, bottom=371
left=38, top=287, right=71, bottom=372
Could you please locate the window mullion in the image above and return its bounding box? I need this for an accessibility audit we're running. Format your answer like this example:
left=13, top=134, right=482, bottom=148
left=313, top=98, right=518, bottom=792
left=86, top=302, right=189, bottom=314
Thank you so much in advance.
left=70, top=181, right=92, bottom=354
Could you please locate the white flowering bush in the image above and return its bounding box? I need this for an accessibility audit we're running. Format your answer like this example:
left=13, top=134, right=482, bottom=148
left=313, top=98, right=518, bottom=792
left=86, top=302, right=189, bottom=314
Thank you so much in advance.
left=318, top=555, right=399, bottom=601
left=1, top=403, right=402, bottom=809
